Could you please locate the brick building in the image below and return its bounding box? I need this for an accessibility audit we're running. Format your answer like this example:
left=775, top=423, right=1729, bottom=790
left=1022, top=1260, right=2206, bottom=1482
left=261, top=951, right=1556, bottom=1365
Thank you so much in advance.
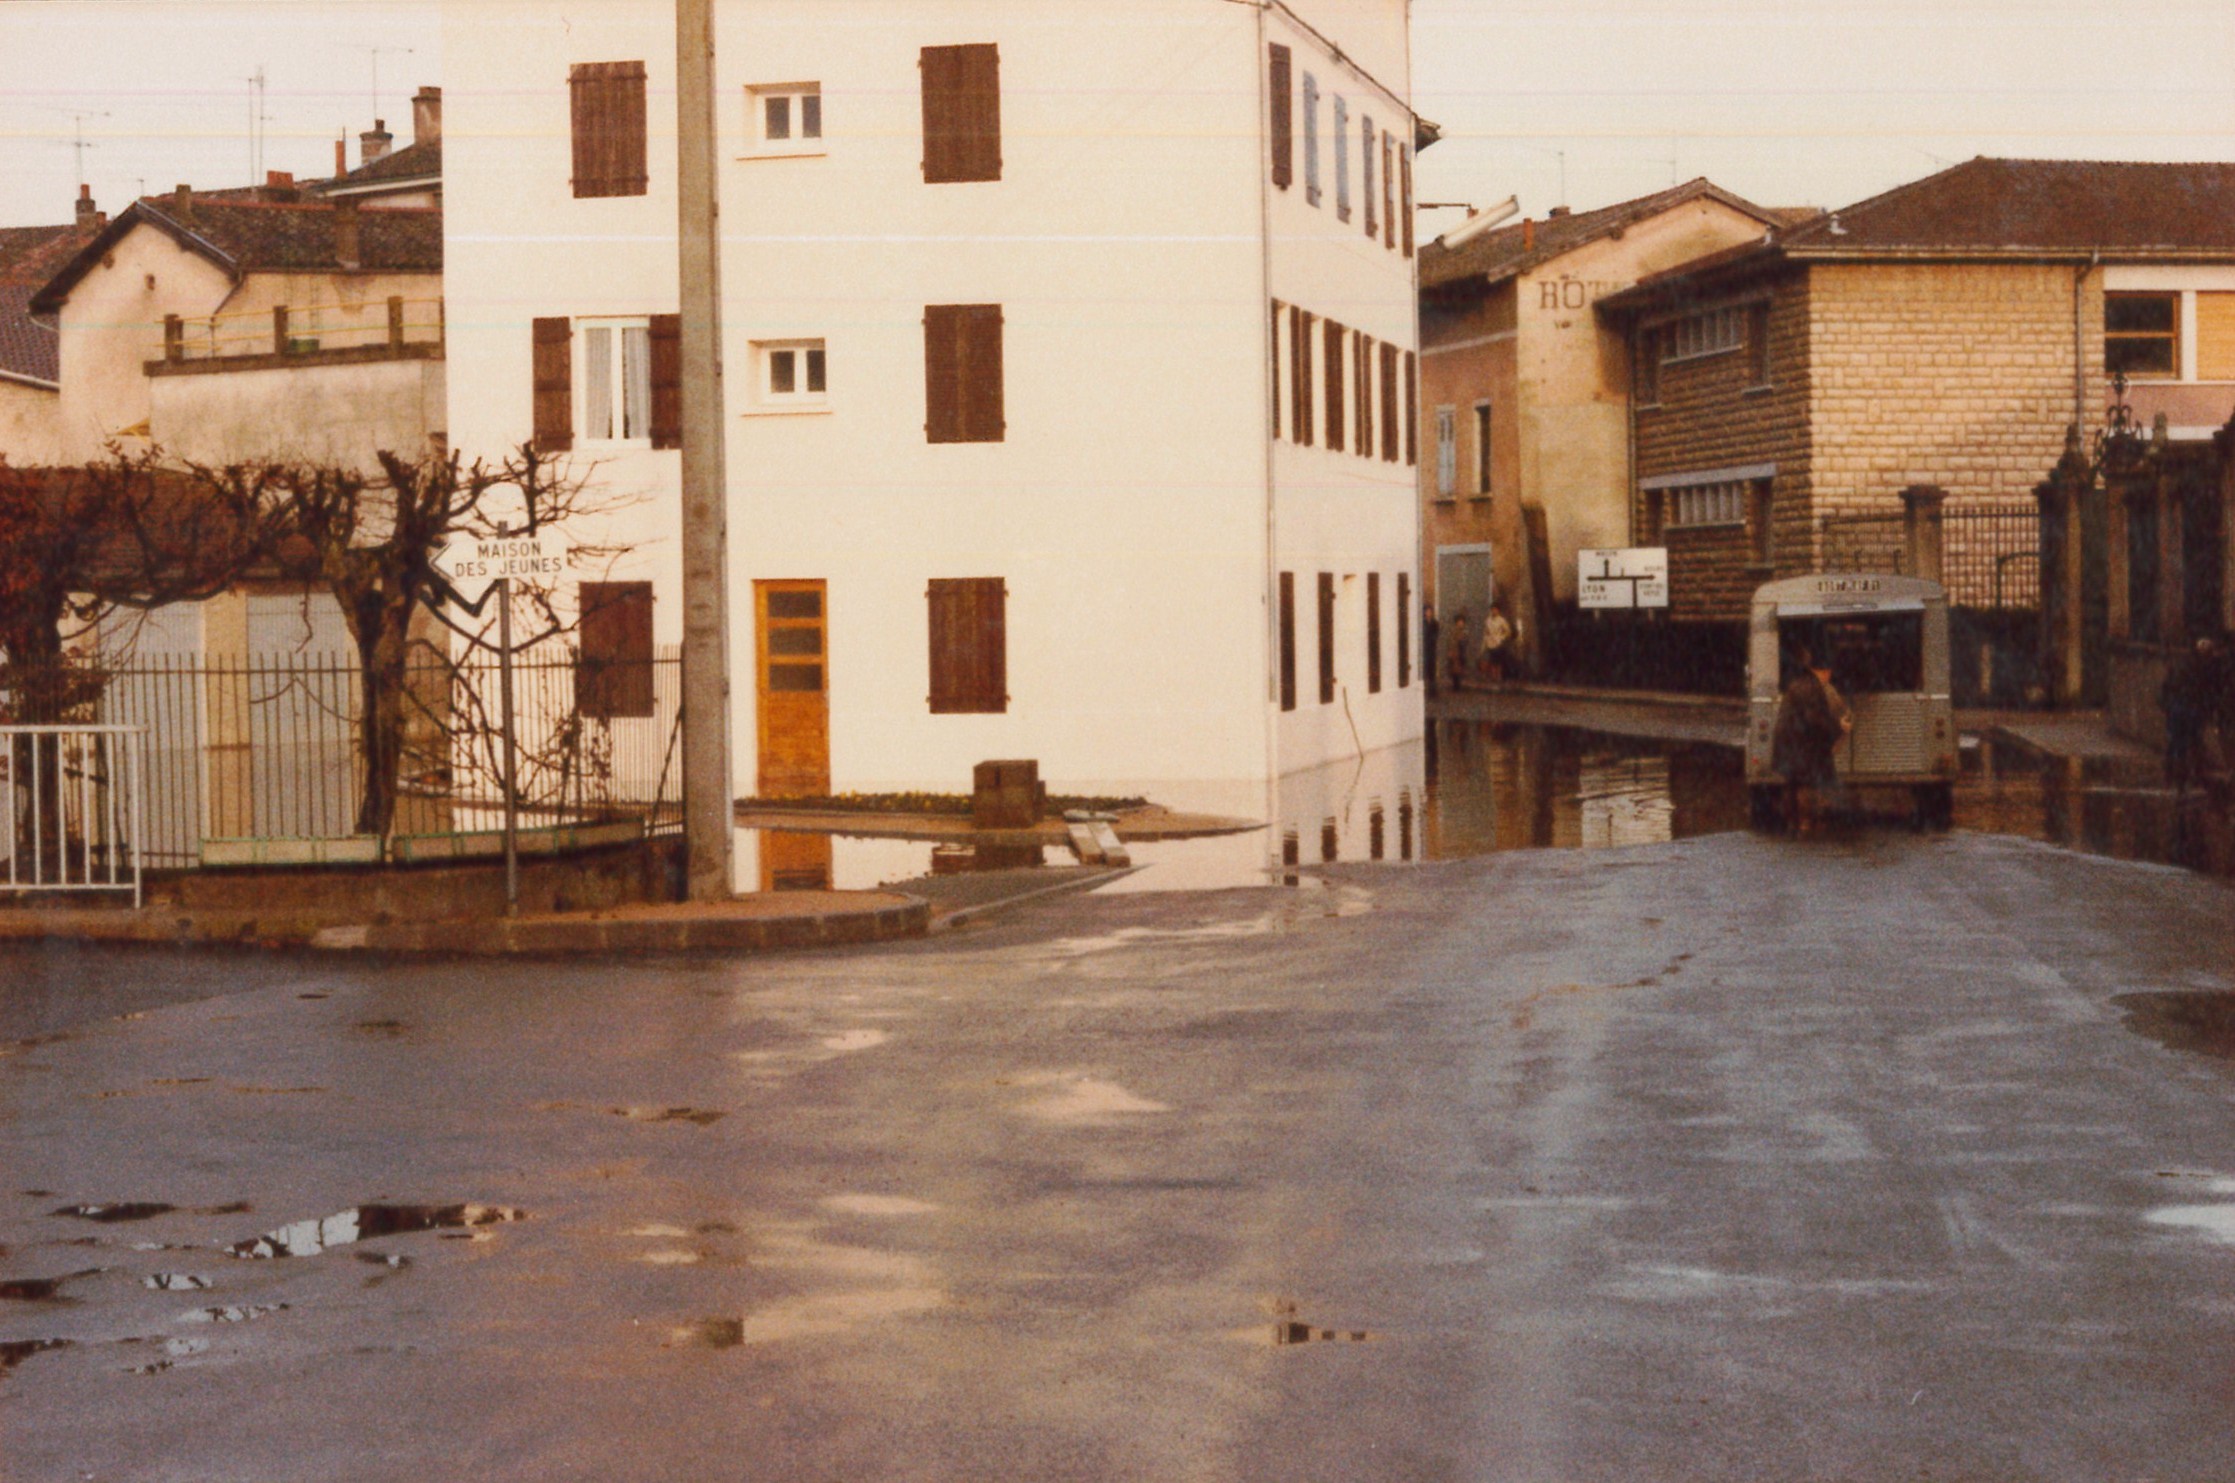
left=1416, top=179, right=1802, bottom=671
left=1596, top=158, right=2235, bottom=642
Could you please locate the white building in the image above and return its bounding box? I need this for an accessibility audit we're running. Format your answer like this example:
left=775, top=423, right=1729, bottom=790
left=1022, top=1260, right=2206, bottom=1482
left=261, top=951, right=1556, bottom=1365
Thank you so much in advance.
left=441, top=0, right=1426, bottom=822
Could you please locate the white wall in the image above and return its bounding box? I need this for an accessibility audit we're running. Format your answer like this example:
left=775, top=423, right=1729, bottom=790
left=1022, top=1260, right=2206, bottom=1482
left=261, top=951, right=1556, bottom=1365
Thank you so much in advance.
left=0, top=378, right=61, bottom=465
left=149, top=356, right=444, bottom=469
left=441, top=0, right=1419, bottom=815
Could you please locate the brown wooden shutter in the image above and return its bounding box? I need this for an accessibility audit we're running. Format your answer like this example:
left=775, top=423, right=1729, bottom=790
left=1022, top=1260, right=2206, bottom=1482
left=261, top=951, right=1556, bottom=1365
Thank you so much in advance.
left=569, top=61, right=647, bottom=198
left=1317, top=572, right=1335, bottom=704
left=1267, top=44, right=1293, bottom=191
left=578, top=581, right=654, bottom=718
left=1295, top=309, right=1314, bottom=446
left=1278, top=571, right=1296, bottom=711
left=1323, top=319, right=1345, bottom=453
left=1361, top=119, right=1376, bottom=239
left=963, top=304, right=1004, bottom=441
left=922, top=44, right=1001, bottom=183
left=927, top=577, right=1006, bottom=713
left=1400, top=146, right=1415, bottom=257
left=1403, top=351, right=1418, bottom=466
left=1356, top=333, right=1372, bottom=457
left=1367, top=572, right=1382, bottom=693
left=649, top=313, right=682, bottom=449
left=532, top=316, right=573, bottom=452
left=1380, top=341, right=1400, bottom=461
left=1383, top=135, right=1396, bottom=249
left=925, top=303, right=1003, bottom=443
left=1269, top=299, right=1282, bottom=441
left=1396, top=572, right=1411, bottom=688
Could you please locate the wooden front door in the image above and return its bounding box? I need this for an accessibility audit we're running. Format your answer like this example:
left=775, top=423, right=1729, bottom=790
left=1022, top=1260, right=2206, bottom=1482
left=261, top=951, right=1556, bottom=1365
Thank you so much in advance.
left=755, top=580, right=830, bottom=797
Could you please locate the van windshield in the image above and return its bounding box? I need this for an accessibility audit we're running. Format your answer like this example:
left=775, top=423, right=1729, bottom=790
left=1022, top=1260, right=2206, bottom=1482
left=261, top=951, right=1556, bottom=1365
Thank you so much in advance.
left=1779, top=612, right=1924, bottom=694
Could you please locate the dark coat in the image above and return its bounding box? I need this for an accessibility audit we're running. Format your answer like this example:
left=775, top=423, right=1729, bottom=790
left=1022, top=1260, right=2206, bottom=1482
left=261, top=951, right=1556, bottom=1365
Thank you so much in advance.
left=1773, top=669, right=1846, bottom=787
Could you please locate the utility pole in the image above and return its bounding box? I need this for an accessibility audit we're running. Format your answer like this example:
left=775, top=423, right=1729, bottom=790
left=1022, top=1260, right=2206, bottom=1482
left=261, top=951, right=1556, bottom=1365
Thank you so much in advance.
left=675, top=0, right=736, bottom=900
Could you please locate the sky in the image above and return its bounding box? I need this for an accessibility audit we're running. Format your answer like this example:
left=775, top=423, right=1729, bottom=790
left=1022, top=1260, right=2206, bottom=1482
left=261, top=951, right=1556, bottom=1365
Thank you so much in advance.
left=0, top=0, right=2230, bottom=229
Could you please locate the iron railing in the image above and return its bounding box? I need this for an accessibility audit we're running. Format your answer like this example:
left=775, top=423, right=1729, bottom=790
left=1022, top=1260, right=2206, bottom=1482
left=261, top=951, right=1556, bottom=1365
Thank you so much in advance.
left=1, top=725, right=144, bottom=905
left=4, top=644, right=679, bottom=869
left=162, top=296, right=445, bottom=363
left=1813, top=505, right=2040, bottom=610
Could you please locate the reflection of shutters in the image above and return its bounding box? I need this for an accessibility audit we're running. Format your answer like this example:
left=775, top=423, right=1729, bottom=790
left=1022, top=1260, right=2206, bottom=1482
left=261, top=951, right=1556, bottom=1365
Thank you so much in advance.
left=568, top=61, right=647, bottom=198
left=578, top=581, right=654, bottom=718
left=924, top=304, right=1003, bottom=442
left=927, top=577, right=1007, bottom=713
left=1267, top=44, right=1293, bottom=190
left=921, top=44, right=1001, bottom=183
left=1323, top=319, right=1346, bottom=453
left=1317, top=572, right=1335, bottom=705
left=532, top=317, right=572, bottom=452
left=1278, top=571, right=1296, bottom=711
left=1380, top=342, right=1400, bottom=462
left=648, top=313, right=682, bottom=450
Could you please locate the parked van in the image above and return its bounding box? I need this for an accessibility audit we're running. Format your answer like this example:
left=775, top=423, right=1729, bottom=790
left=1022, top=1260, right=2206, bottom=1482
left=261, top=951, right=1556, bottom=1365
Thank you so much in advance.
left=1746, top=574, right=1957, bottom=827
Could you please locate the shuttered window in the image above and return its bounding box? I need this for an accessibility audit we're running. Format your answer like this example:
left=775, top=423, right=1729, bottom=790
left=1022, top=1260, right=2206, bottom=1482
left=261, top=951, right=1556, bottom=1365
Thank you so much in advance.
left=1269, top=299, right=1283, bottom=440
left=1355, top=334, right=1372, bottom=457
left=578, top=581, right=655, bottom=718
left=927, top=577, right=1006, bottom=713
left=1278, top=571, right=1296, bottom=712
left=1317, top=573, right=1336, bottom=705
left=1366, top=573, right=1382, bottom=693
left=1332, top=96, right=1351, bottom=222
left=1301, top=73, right=1321, bottom=206
left=1323, top=319, right=1347, bottom=453
left=924, top=304, right=1004, bottom=443
left=568, top=61, right=648, bottom=198
left=1382, top=134, right=1396, bottom=249
left=921, top=44, right=1001, bottom=184
left=1291, top=307, right=1314, bottom=446
left=1404, top=351, right=1418, bottom=466
left=1268, top=44, right=1293, bottom=190
left=1396, top=572, right=1411, bottom=688
left=1380, top=342, right=1400, bottom=462
left=1400, top=145, right=1414, bottom=257
left=532, top=316, right=573, bottom=452
left=1361, top=118, right=1377, bottom=240
left=649, top=313, right=682, bottom=449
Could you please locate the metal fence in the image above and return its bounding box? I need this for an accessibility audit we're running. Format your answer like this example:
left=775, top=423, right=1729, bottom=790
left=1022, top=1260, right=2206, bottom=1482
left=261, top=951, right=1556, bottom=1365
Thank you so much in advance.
left=6, top=644, right=679, bottom=869
left=1814, top=505, right=2039, bottom=610
left=1, top=726, right=144, bottom=905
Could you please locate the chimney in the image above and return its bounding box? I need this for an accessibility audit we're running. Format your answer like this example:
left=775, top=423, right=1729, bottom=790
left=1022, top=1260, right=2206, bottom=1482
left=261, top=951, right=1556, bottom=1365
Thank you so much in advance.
left=171, top=183, right=195, bottom=223
left=411, top=86, right=442, bottom=146
left=75, top=183, right=98, bottom=225
left=359, top=119, right=392, bottom=165
left=262, top=169, right=297, bottom=203
left=1548, top=205, right=1571, bottom=218
left=333, top=201, right=361, bottom=270
left=334, top=136, right=347, bottom=179
left=1522, top=217, right=1534, bottom=251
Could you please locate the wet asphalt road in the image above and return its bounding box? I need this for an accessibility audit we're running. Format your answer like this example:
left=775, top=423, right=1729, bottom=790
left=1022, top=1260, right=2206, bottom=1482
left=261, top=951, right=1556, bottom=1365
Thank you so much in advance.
left=5, top=829, right=2235, bottom=1482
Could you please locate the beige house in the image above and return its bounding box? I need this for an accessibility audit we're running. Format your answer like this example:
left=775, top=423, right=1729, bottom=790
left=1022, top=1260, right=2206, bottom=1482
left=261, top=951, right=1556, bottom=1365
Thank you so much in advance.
left=1416, top=180, right=1806, bottom=671
left=0, top=196, right=104, bottom=466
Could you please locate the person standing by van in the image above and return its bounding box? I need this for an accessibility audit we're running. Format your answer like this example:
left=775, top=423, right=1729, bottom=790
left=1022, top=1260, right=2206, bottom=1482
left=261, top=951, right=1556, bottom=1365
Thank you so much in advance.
left=1773, top=642, right=1851, bottom=837
left=1447, top=610, right=1470, bottom=693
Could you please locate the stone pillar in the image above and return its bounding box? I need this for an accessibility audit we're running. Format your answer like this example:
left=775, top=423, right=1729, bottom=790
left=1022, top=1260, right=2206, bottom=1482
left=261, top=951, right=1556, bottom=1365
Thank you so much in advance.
left=1900, top=484, right=1946, bottom=586
left=2037, top=426, right=2090, bottom=707
left=2157, top=459, right=2187, bottom=645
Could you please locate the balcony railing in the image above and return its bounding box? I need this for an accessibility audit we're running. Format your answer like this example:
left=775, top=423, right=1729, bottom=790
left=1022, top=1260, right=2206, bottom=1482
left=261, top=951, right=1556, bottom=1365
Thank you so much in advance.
left=160, top=297, right=445, bottom=365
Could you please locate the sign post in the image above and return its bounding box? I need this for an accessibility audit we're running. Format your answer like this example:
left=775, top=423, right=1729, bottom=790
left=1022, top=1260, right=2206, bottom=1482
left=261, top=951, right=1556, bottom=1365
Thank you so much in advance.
left=432, top=527, right=570, bottom=916
left=1578, top=548, right=1669, bottom=686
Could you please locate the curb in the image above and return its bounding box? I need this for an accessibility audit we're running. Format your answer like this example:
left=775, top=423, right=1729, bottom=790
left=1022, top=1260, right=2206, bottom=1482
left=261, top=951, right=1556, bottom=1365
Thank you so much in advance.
left=306, top=893, right=930, bottom=957
left=928, top=866, right=1136, bottom=931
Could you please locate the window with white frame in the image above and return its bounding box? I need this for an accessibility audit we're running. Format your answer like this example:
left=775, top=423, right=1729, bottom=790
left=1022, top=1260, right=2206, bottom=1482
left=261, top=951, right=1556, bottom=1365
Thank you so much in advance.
left=1661, top=305, right=1746, bottom=363
left=748, top=83, right=822, bottom=155
left=579, top=318, right=651, bottom=442
left=1434, top=406, right=1456, bottom=496
left=1667, top=479, right=1749, bottom=528
left=1301, top=73, right=1322, bottom=207
left=754, top=338, right=828, bottom=408
left=1332, top=95, right=1351, bottom=222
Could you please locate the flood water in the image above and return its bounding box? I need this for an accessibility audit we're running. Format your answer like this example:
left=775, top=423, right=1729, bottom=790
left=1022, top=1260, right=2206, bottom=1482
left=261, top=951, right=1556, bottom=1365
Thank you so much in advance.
left=735, top=720, right=2235, bottom=894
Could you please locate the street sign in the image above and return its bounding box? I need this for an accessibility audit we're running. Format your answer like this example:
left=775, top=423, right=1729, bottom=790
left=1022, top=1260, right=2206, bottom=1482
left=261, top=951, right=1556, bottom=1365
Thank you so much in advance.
left=431, top=529, right=571, bottom=605
left=1578, top=547, right=1668, bottom=610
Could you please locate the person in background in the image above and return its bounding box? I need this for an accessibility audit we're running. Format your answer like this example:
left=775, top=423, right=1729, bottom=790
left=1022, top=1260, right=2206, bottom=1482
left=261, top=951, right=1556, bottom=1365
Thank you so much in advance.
left=1772, top=640, right=1851, bottom=838
left=1479, top=603, right=1514, bottom=686
left=2160, top=634, right=2219, bottom=797
left=1447, top=609, right=1470, bottom=693
left=1423, top=603, right=1441, bottom=698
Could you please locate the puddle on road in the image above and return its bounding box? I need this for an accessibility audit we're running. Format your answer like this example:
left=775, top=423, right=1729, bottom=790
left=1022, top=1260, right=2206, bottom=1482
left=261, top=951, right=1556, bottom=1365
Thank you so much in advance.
left=2115, top=993, right=2235, bottom=1060
left=0, top=1337, right=70, bottom=1374
left=1269, top=1300, right=1373, bottom=1346
left=227, top=1203, right=525, bottom=1259
left=0, top=1270, right=97, bottom=1302
left=144, top=1273, right=211, bottom=1290
left=51, top=1202, right=174, bottom=1223
left=181, top=1302, right=288, bottom=1323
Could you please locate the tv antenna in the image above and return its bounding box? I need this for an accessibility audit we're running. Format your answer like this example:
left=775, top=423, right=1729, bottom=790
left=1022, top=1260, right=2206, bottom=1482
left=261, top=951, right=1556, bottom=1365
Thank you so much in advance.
left=246, top=66, right=275, bottom=181
left=340, top=43, right=415, bottom=126
left=47, top=108, right=111, bottom=190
